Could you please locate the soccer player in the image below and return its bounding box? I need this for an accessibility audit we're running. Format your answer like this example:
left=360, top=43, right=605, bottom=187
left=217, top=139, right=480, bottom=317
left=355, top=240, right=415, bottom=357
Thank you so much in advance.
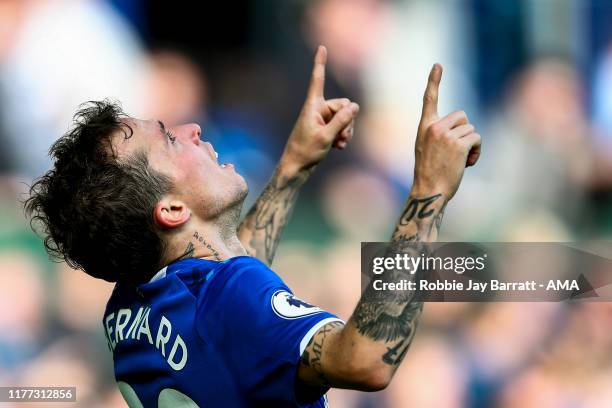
left=26, top=46, right=480, bottom=407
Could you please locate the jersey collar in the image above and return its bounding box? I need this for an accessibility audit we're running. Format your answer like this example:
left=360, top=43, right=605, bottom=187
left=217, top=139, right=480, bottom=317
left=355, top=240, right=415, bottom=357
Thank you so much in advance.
left=149, top=266, right=168, bottom=283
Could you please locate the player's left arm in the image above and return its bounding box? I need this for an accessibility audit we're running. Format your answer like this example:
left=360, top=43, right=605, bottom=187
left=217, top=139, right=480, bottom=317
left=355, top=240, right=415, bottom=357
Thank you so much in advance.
left=238, top=46, right=359, bottom=265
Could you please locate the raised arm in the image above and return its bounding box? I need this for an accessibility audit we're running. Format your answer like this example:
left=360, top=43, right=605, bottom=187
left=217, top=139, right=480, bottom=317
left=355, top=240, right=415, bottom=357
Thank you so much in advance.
left=298, top=64, right=482, bottom=391
left=238, top=46, right=359, bottom=265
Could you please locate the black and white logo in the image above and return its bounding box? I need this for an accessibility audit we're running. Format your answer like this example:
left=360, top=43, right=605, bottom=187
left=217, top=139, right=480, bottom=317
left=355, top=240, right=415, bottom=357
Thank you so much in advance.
left=271, top=290, right=323, bottom=319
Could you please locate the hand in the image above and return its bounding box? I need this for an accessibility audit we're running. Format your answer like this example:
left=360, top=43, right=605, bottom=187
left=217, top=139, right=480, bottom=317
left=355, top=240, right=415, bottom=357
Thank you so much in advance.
left=412, top=64, right=481, bottom=201
left=280, top=46, right=360, bottom=176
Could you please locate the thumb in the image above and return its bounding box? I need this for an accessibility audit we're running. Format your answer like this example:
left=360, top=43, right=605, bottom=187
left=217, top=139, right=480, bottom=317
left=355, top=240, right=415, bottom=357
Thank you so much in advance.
left=420, top=63, right=442, bottom=124
left=307, top=45, right=327, bottom=100
left=325, top=103, right=359, bottom=137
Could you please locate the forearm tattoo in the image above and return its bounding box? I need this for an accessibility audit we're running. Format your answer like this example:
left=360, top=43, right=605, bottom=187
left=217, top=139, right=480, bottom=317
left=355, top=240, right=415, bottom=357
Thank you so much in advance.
left=353, top=194, right=445, bottom=367
left=300, top=321, right=344, bottom=386
left=238, top=168, right=309, bottom=265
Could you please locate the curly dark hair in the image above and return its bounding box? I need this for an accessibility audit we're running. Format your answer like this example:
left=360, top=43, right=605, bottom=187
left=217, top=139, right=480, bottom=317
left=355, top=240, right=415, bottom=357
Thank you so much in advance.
left=25, top=100, right=172, bottom=284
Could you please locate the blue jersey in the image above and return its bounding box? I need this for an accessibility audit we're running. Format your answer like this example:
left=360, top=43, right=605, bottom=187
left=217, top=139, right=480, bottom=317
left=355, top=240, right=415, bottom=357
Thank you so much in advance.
left=102, top=256, right=342, bottom=407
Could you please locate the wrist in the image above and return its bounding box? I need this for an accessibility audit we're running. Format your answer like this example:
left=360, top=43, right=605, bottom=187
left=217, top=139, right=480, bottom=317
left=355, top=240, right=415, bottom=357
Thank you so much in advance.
left=277, top=156, right=312, bottom=187
left=400, top=187, right=448, bottom=240
left=409, top=182, right=449, bottom=203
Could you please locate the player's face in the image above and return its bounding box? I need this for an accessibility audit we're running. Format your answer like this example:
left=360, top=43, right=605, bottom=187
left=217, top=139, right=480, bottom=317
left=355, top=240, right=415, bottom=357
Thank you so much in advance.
left=112, top=118, right=248, bottom=220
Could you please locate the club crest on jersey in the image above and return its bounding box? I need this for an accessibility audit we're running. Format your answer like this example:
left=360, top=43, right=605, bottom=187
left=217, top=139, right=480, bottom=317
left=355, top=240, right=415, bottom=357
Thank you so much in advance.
left=271, top=290, right=323, bottom=319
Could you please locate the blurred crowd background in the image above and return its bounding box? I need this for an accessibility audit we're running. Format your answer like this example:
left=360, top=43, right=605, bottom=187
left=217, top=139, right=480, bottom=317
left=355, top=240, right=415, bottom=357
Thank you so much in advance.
left=1, top=0, right=612, bottom=407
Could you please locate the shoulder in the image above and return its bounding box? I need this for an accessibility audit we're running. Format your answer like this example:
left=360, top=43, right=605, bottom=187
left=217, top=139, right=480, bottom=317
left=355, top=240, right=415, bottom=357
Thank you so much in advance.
left=220, top=255, right=278, bottom=276
left=206, top=255, right=285, bottom=292
left=193, top=256, right=287, bottom=309
left=204, top=256, right=328, bottom=321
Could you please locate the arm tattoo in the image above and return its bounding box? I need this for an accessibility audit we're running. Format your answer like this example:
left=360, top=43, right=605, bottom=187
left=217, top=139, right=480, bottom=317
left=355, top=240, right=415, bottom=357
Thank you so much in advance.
left=352, top=194, right=445, bottom=367
left=398, top=193, right=442, bottom=225
left=238, top=168, right=309, bottom=265
left=300, top=321, right=344, bottom=386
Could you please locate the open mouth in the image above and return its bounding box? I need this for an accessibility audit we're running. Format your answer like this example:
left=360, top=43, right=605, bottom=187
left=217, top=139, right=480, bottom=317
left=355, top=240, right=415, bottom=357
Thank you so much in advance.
left=209, top=145, right=232, bottom=169
left=205, top=142, right=220, bottom=164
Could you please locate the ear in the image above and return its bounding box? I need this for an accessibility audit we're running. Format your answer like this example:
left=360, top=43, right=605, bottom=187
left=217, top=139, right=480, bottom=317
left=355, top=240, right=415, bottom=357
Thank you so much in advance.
left=153, top=200, right=191, bottom=229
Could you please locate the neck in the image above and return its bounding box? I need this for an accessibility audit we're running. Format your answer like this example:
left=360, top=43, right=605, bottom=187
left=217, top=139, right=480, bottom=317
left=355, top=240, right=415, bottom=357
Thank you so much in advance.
left=163, top=212, right=247, bottom=266
left=182, top=228, right=246, bottom=262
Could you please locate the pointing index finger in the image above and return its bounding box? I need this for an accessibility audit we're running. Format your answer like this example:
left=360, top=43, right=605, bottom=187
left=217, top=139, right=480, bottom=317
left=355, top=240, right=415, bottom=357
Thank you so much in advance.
left=307, top=45, right=327, bottom=100
left=421, top=63, right=442, bottom=122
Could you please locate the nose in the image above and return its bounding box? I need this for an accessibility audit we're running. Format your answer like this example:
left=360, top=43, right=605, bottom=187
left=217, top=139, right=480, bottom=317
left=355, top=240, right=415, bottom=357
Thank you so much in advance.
left=172, top=123, right=202, bottom=145
left=190, top=123, right=202, bottom=139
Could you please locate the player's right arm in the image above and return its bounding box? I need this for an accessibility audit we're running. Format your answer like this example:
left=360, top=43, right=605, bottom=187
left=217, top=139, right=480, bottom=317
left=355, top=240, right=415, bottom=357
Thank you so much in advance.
left=298, top=64, right=481, bottom=391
